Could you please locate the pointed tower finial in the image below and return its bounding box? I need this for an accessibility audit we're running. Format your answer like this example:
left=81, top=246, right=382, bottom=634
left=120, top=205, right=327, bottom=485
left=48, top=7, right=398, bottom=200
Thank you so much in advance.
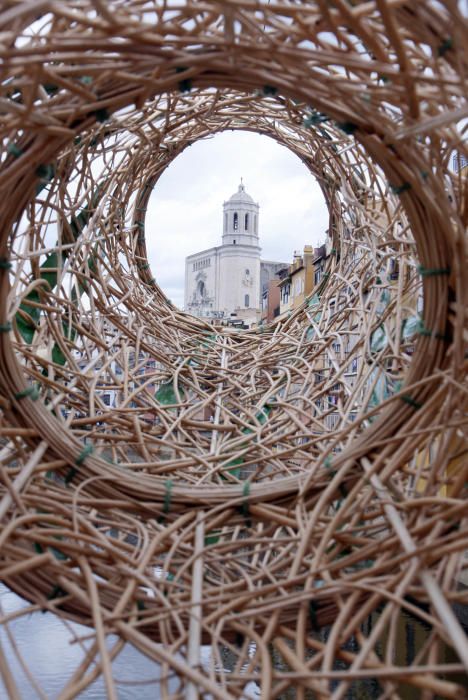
left=239, top=177, right=244, bottom=191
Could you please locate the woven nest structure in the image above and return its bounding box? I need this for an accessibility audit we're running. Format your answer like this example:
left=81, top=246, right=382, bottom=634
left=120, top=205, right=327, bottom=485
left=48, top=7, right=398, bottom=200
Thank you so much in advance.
left=0, top=1, right=467, bottom=698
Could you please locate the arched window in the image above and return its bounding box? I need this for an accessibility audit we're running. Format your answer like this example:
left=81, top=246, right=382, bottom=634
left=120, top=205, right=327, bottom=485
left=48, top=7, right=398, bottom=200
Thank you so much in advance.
left=233, top=212, right=238, bottom=231
left=245, top=294, right=250, bottom=308
left=197, top=280, right=205, bottom=298
left=245, top=213, right=249, bottom=230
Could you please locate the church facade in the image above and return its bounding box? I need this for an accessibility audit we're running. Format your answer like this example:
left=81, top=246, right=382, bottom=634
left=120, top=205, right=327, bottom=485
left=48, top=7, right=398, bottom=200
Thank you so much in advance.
left=184, top=182, right=286, bottom=325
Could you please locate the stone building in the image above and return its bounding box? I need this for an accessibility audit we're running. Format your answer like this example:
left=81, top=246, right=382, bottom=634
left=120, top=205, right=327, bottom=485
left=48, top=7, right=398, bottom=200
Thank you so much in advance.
left=184, top=181, right=287, bottom=326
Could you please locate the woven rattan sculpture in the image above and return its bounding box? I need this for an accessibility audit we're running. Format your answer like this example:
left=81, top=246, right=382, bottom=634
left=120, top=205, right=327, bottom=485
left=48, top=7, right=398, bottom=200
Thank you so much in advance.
left=0, top=1, right=467, bottom=698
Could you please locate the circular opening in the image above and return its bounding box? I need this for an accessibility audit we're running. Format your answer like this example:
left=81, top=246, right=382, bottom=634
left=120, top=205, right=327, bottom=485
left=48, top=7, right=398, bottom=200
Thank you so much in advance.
left=146, top=131, right=328, bottom=310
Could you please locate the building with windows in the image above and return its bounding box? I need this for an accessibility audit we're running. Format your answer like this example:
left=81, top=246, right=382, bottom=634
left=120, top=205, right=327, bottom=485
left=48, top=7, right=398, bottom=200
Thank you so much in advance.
left=184, top=181, right=287, bottom=326
left=276, top=245, right=326, bottom=319
left=261, top=268, right=288, bottom=323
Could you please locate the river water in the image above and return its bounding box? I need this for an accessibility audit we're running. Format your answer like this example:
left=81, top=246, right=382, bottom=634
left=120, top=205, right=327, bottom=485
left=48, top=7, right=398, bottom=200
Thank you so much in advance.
left=0, top=583, right=181, bottom=698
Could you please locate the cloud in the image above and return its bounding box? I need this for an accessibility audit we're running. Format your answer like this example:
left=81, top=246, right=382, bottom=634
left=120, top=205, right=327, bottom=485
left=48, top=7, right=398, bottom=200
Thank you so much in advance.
left=146, top=131, right=328, bottom=308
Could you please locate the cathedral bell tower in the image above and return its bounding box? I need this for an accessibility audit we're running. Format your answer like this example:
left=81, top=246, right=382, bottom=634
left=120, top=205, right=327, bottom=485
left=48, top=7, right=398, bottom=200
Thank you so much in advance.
left=217, top=180, right=261, bottom=317
left=184, top=180, right=261, bottom=323
left=222, top=180, right=260, bottom=247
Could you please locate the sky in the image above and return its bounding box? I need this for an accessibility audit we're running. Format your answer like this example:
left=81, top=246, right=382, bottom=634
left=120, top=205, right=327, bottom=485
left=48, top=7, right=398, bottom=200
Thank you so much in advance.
left=145, top=131, right=329, bottom=308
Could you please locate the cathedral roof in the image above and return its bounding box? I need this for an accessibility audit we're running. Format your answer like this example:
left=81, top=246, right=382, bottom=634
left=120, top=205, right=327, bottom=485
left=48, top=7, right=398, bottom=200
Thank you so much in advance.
left=227, top=180, right=255, bottom=205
